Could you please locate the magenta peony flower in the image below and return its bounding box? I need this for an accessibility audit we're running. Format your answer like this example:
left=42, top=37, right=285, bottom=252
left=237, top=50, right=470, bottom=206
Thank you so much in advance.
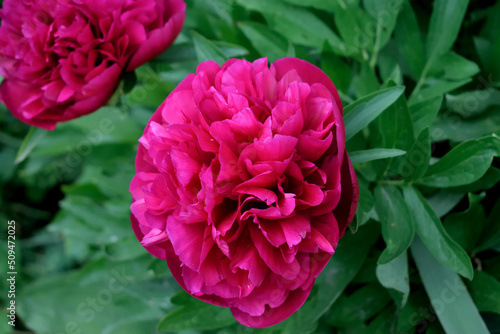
left=0, top=0, right=185, bottom=130
left=130, top=57, right=358, bottom=328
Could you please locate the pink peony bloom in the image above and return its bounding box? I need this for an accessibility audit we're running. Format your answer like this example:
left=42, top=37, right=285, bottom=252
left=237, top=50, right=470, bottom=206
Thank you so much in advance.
left=0, top=0, right=185, bottom=130
left=130, top=57, right=358, bottom=328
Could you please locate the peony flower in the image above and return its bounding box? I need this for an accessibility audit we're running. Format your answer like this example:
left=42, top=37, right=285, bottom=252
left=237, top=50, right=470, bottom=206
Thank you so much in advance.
left=0, top=0, right=185, bottom=130
left=130, top=57, right=358, bottom=328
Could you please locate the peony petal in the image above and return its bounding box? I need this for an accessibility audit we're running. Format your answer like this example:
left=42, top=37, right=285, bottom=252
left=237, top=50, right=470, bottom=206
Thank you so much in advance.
left=272, top=57, right=342, bottom=114
left=231, top=284, right=313, bottom=328
left=280, top=215, right=311, bottom=248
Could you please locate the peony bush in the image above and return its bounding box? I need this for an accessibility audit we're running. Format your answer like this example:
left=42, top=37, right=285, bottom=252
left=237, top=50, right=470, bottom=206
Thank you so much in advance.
left=130, top=57, right=358, bottom=327
left=0, top=0, right=185, bottom=130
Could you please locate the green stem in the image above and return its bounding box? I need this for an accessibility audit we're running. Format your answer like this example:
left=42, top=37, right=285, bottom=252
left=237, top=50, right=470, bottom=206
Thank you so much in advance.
left=409, top=60, right=432, bottom=102
left=369, top=22, right=383, bottom=70
left=378, top=179, right=409, bottom=186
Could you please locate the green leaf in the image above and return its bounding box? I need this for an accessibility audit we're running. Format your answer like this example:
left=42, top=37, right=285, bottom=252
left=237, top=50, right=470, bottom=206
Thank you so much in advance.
left=349, top=148, right=406, bottom=164
left=326, top=283, right=392, bottom=327
left=17, top=258, right=170, bottom=334
left=467, top=270, right=500, bottom=314
left=30, top=107, right=142, bottom=158
left=426, top=0, right=470, bottom=62
left=274, top=223, right=380, bottom=333
left=446, top=88, right=500, bottom=118
left=449, top=166, right=500, bottom=193
left=409, top=78, right=471, bottom=106
left=474, top=32, right=500, bottom=82
left=374, top=185, right=414, bottom=264
left=477, top=197, right=500, bottom=252
left=403, top=186, right=473, bottom=279
left=282, top=0, right=335, bottom=12
left=321, top=44, right=353, bottom=95
left=344, top=86, right=405, bottom=141
left=104, top=235, right=147, bottom=261
left=191, top=31, right=227, bottom=65
left=431, top=108, right=500, bottom=142
left=379, top=53, right=403, bottom=85
left=356, top=177, right=375, bottom=226
left=427, top=189, right=464, bottom=218
left=411, top=237, right=489, bottom=334
left=126, top=65, right=175, bottom=108
left=394, top=0, right=424, bottom=78
left=353, top=62, right=380, bottom=98
left=399, top=128, right=431, bottom=180
left=15, top=127, right=47, bottom=164
left=349, top=214, right=359, bottom=233
left=237, top=21, right=288, bottom=62
left=409, top=95, right=443, bottom=135
left=214, top=41, right=249, bottom=59
left=428, top=52, right=480, bottom=81
left=329, top=1, right=373, bottom=57
left=371, top=80, right=414, bottom=176
left=157, top=291, right=236, bottom=331
left=396, top=291, right=430, bottom=332
left=364, top=305, right=397, bottom=333
left=444, top=193, right=486, bottom=254
left=236, top=0, right=351, bottom=55
left=363, top=0, right=404, bottom=50
left=417, top=135, right=500, bottom=188
left=154, top=43, right=197, bottom=63
left=376, top=251, right=410, bottom=307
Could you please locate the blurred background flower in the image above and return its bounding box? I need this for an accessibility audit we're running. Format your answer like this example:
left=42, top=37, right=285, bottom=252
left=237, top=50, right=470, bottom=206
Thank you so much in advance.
left=0, top=0, right=185, bottom=130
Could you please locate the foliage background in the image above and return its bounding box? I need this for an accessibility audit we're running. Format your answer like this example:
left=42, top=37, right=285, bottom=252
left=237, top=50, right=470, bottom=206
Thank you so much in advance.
left=1, top=0, right=500, bottom=333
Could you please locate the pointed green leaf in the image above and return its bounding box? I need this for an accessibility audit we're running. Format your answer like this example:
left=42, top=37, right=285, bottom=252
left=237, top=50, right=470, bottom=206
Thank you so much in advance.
left=191, top=31, right=226, bottom=65
left=428, top=52, right=480, bottom=81
left=394, top=0, right=424, bottom=78
left=411, top=237, right=489, bottom=334
left=409, top=78, right=471, bottom=106
left=431, top=108, right=500, bottom=142
left=409, top=95, right=442, bottom=135
left=236, top=0, right=350, bottom=54
left=446, top=89, right=500, bottom=118
left=326, top=283, right=392, bottom=327
left=158, top=292, right=235, bottom=331
left=376, top=251, right=410, bottom=307
left=399, top=128, right=431, bottom=180
left=417, top=135, right=500, bottom=187
left=349, top=148, right=406, bottom=165
left=374, top=185, right=414, bottom=264
left=403, top=186, right=473, bottom=279
left=344, top=86, right=405, bottom=141
left=444, top=193, right=486, bottom=254
left=15, top=127, right=47, bottom=164
left=371, top=80, right=414, bottom=176
left=321, top=44, right=353, bottom=94
left=353, top=62, right=380, bottom=98
left=356, top=177, right=375, bottom=226
left=427, top=190, right=464, bottom=218
left=426, top=0, right=470, bottom=62
left=477, top=197, right=500, bottom=252
left=330, top=1, right=373, bottom=57
left=467, top=270, right=500, bottom=314
left=363, top=0, right=404, bottom=49
left=449, top=166, right=500, bottom=193
left=237, top=21, right=288, bottom=62
left=282, top=0, right=335, bottom=12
